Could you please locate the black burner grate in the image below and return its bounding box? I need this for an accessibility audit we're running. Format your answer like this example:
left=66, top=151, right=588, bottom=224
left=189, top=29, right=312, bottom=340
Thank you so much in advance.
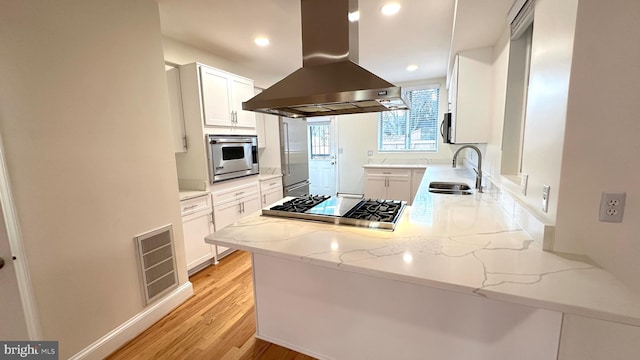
left=342, top=199, right=403, bottom=222
left=269, top=195, right=331, bottom=213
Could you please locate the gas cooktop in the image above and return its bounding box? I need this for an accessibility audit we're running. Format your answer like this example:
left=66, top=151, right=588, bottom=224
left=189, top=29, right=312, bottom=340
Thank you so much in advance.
left=262, top=195, right=406, bottom=230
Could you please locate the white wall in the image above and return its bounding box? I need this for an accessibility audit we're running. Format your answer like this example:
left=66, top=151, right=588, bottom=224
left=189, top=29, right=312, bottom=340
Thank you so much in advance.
left=555, top=0, right=640, bottom=293
left=518, top=0, right=579, bottom=224
left=163, top=36, right=279, bottom=89
left=483, top=0, right=640, bottom=293
left=336, top=78, right=454, bottom=194
left=0, top=0, right=186, bottom=357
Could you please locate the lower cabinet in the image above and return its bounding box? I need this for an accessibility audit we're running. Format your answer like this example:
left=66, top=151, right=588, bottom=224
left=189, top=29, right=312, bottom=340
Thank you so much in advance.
left=211, top=181, right=261, bottom=262
left=364, top=168, right=412, bottom=203
left=180, top=193, right=214, bottom=275
left=364, top=167, right=426, bottom=205
left=260, top=176, right=284, bottom=207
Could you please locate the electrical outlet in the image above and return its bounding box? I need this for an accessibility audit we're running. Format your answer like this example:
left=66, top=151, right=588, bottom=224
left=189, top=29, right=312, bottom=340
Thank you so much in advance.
left=599, top=192, right=626, bottom=223
left=521, top=174, right=528, bottom=195
left=367, top=150, right=373, bottom=156
left=542, top=185, right=550, bottom=213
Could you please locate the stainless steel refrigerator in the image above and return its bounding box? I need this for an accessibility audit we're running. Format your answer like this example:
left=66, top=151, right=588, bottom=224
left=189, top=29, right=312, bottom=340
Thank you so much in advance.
left=280, top=117, right=310, bottom=197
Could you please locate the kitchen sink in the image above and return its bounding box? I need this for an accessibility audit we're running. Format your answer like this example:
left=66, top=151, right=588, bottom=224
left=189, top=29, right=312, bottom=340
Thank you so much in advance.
left=428, top=182, right=474, bottom=195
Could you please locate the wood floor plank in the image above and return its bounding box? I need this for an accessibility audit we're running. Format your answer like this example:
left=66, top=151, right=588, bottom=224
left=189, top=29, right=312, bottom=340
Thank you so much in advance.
left=106, top=251, right=316, bottom=360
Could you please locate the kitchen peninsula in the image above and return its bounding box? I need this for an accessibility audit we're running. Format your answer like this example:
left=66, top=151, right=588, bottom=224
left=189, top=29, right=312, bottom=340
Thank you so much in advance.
left=205, top=166, right=640, bottom=360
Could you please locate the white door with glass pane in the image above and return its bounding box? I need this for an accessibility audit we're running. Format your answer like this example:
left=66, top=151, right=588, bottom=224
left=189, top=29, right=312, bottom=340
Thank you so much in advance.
left=308, top=118, right=337, bottom=196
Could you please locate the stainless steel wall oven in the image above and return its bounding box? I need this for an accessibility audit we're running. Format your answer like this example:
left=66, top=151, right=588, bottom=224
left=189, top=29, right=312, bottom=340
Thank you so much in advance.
left=207, top=134, right=259, bottom=183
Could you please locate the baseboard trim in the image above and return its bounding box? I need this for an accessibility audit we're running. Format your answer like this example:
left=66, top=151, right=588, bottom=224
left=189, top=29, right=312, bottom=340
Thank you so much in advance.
left=69, top=282, right=193, bottom=360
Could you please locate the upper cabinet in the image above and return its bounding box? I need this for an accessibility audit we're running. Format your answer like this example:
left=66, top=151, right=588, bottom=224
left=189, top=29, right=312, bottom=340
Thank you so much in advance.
left=165, top=67, right=188, bottom=153
left=448, top=47, right=492, bottom=144
left=199, top=64, right=256, bottom=129
left=174, top=63, right=257, bottom=188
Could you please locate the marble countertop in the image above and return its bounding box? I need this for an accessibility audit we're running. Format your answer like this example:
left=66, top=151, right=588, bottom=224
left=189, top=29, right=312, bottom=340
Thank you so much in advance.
left=258, top=173, right=283, bottom=181
left=205, top=165, right=640, bottom=326
left=178, top=189, right=209, bottom=201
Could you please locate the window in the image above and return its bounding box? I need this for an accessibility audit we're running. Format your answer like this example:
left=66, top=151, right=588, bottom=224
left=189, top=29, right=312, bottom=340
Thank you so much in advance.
left=309, top=123, right=331, bottom=159
left=378, top=85, right=440, bottom=152
left=501, top=23, right=533, bottom=176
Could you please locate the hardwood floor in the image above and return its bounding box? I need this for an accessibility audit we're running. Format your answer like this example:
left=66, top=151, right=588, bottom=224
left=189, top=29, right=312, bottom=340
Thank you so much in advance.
left=107, top=251, right=315, bottom=360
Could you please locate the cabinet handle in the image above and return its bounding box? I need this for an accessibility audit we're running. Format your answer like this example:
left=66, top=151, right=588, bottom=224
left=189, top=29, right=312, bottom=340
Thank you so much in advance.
left=182, top=204, right=199, bottom=212
left=241, top=201, right=245, bottom=213
left=238, top=203, right=243, bottom=214
left=235, top=191, right=244, bottom=196
left=263, top=194, right=267, bottom=205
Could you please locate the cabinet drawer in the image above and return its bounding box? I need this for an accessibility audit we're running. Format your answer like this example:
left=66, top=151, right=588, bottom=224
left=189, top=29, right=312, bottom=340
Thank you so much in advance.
left=260, top=177, right=283, bottom=192
left=364, top=168, right=411, bottom=178
left=180, top=194, right=211, bottom=216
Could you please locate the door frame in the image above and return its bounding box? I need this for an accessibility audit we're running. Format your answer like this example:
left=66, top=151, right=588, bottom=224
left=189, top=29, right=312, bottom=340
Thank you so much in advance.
left=0, top=131, right=42, bottom=339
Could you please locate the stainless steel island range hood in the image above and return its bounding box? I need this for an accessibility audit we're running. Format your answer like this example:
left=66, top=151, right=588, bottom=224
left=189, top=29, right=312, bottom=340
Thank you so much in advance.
left=242, top=0, right=409, bottom=118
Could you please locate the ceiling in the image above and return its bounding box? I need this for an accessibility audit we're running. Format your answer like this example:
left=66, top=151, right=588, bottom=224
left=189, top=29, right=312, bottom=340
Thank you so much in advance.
left=156, top=0, right=514, bottom=87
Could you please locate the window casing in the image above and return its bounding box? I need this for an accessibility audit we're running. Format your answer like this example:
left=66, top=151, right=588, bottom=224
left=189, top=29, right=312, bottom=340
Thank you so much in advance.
left=378, top=85, right=440, bottom=152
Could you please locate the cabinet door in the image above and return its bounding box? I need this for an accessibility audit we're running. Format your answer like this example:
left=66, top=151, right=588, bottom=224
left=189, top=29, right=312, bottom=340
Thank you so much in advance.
left=364, top=176, right=387, bottom=200
left=182, top=212, right=214, bottom=271
left=262, top=187, right=283, bottom=207
left=449, top=56, right=459, bottom=142
left=166, top=68, right=187, bottom=153
left=200, top=66, right=231, bottom=126
left=213, top=198, right=241, bottom=230
left=240, top=192, right=261, bottom=217
left=230, top=77, right=256, bottom=128
left=387, top=176, right=412, bottom=202
left=449, top=48, right=492, bottom=143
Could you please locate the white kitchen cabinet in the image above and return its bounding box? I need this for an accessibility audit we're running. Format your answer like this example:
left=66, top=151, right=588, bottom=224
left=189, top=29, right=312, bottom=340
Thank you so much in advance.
left=448, top=47, right=492, bottom=144
left=200, top=64, right=255, bottom=129
left=211, top=181, right=261, bottom=262
left=260, top=176, right=283, bottom=207
left=364, top=167, right=426, bottom=205
left=364, top=168, right=412, bottom=203
left=180, top=193, right=214, bottom=274
left=175, top=62, right=257, bottom=188
left=165, top=67, right=187, bottom=153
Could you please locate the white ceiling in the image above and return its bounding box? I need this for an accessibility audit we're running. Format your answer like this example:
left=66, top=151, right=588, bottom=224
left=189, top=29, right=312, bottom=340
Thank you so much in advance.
left=156, top=0, right=514, bottom=86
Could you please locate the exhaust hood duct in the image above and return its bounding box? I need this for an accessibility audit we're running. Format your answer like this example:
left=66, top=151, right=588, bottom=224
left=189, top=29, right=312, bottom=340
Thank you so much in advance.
left=242, top=0, right=409, bottom=118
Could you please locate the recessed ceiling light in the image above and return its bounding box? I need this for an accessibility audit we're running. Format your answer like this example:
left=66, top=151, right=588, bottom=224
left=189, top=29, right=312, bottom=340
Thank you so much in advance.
left=406, top=64, right=418, bottom=71
left=381, top=3, right=401, bottom=16
left=348, top=10, right=360, bottom=22
left=254, top=36, right=270, bottom=47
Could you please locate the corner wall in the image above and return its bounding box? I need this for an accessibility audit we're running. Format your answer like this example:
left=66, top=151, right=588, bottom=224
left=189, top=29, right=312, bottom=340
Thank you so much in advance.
left=0, top=1, right=187, bottom=357
left=517, top=0, right=579, bottom=225
left=555, top=0, right=640, bottom=293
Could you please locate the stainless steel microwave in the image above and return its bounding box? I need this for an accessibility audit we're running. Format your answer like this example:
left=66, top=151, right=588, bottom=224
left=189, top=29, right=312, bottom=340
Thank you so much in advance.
left=207, top=134, right=259, bottom=183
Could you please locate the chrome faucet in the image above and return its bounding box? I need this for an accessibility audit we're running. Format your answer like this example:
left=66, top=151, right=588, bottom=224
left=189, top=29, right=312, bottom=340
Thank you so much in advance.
left=452, top=145, right=483, bottom=193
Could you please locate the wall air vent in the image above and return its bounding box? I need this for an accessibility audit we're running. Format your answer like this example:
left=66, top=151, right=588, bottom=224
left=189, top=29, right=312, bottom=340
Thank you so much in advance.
left=135, top=224, right=178, bottom=305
